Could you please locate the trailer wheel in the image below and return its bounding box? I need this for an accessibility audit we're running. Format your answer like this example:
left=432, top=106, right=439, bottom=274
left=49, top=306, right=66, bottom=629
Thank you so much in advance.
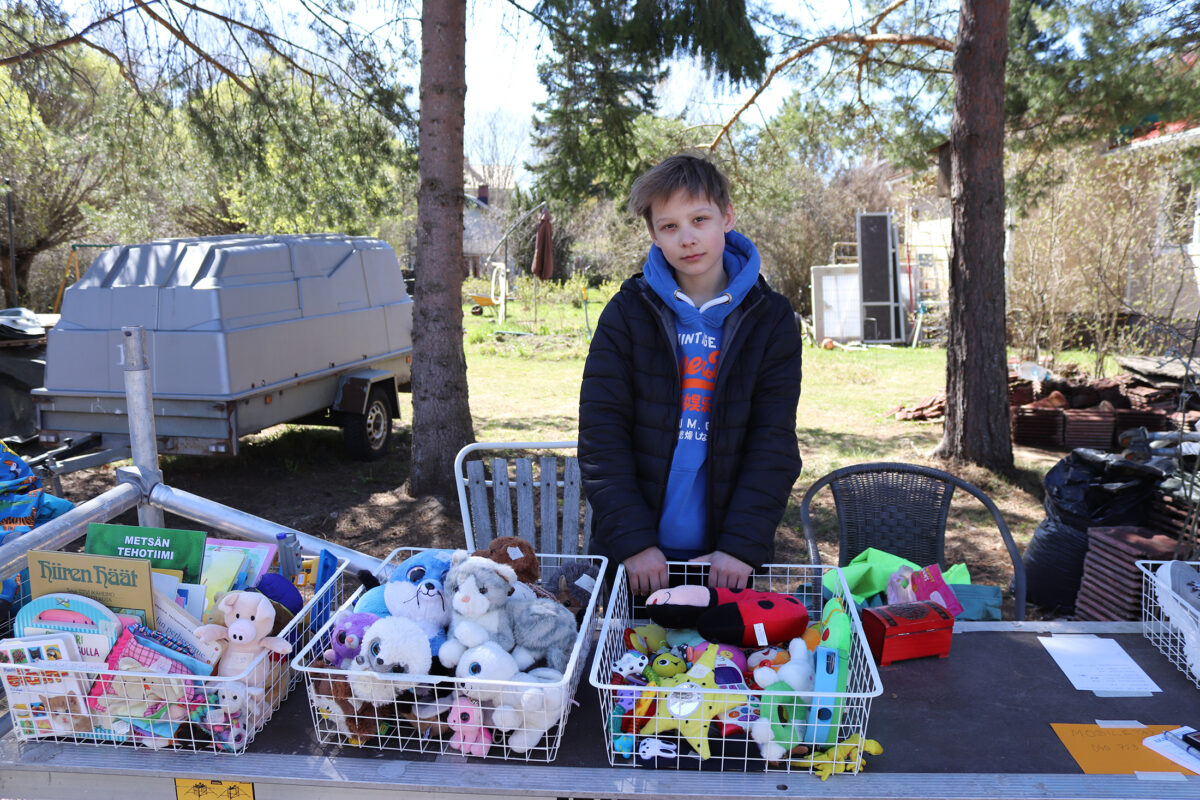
left=344, top=385, right=393, bottom=461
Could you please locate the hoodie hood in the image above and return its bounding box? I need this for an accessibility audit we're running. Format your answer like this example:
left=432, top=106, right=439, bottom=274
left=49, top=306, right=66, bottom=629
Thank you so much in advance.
left=642, top=229, right=761, bottom=329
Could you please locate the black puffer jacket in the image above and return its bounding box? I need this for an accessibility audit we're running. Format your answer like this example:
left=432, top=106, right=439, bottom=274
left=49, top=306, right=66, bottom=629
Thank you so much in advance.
left=578, top=273, right=802, bottom=570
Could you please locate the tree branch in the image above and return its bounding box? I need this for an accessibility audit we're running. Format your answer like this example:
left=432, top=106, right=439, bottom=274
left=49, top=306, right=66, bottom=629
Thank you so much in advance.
left=131, top=0, right=252, bottom=93
left=75, top=37, right=142, bottom=94
left=0, top=7, right=137, bottom=68
left=171, top=0, right=318, bottom=81
left=710, top=30, right=954, bottom=150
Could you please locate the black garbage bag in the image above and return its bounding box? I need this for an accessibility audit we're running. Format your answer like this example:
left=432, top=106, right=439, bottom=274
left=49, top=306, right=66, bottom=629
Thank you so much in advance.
left=1022, top=448, right=1163, bottom=614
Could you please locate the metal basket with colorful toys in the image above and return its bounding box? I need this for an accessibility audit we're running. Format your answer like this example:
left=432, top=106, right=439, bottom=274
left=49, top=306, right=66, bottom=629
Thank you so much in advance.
left=0, top=556, right=350, bottom=752
left=293, top=545, right=606, bottom=762
left=588, top=561, right=883, bottom=776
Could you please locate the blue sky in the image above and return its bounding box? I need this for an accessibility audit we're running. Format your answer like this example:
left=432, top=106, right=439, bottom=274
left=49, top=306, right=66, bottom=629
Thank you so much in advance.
left=457, top=0, right=821, bottom=184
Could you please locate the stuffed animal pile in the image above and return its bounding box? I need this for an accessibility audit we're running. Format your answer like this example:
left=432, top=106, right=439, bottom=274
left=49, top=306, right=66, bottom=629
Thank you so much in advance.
left=308, top=543, right=595, bottom=756
left=602, top=585, right=882, bottom=775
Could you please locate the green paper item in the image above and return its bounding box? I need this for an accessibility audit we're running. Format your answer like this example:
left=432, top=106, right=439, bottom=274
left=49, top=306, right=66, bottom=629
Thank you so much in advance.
left=822, top=547, right=971, bottom=605
left=85, top=523, right=208, bottom=584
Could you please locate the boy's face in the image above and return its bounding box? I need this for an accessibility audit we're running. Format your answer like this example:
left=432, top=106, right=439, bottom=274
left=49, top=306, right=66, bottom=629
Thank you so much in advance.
left=648, top=189, right=735, bottom=292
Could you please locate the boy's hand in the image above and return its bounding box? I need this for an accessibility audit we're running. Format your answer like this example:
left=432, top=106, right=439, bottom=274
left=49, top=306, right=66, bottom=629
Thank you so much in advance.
left=690, top=551, right=753, bottom=590
left=623, top=546, right=669, bottom=596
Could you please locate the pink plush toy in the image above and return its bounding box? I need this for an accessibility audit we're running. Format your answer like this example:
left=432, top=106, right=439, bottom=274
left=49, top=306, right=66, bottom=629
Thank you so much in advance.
left=194, top=591, right=293, bottom=692
left=446, top=694, right=492, bottom=756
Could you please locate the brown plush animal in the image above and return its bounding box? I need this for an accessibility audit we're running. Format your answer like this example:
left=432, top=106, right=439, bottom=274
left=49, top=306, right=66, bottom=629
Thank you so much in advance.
left=396, top=694, right=454, bottom=739
left=473, top=536, right=539, bottom=583
left=310, top=658, right=390, bottom=744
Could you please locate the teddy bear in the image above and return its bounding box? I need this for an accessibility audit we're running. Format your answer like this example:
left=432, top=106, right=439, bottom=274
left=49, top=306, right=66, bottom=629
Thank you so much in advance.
left=791, top=734, right=884, bottom=779
left=473, top=536, right=539, bottom=583
left=490, top=667, right=568, bottom=754
left=446, top=693, right=492, bottom=756
left=194, top=590, right=294, bottom=696
left=749, top=677, right=811, bottom=762
left=323, top=610, right=379, bottom=669
left=437, top=552, right=519, bottom=669
left=351, top=553, right=452, bottom=658
left=347, top=615, right=432, bottom=706
left=383, top=574, right=451, bottom=655
left=507, top=595, right=578, bottom=671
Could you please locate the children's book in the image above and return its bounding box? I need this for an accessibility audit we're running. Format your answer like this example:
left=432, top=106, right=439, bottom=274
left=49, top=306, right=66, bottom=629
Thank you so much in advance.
left=205, top=538, right=278, bottom=589
left=27, top=550, right=156, bottom=630
left=84, top=523, right=207, bottom=584
left=151, top=588, right=223, bottom=666
left=0, top=633, right=122, bottom=741
left=151, top=570, right=181, bottom=600
left=200, top=549, right=247, bottom=621
left=176, top=582, right=206, bottom=621
left=14, top=593, right=122, bottom=664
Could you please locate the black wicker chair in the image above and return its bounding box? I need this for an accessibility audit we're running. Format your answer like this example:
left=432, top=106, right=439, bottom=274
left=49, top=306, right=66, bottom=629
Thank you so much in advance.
left=800, top=462, right=1026, bottom=620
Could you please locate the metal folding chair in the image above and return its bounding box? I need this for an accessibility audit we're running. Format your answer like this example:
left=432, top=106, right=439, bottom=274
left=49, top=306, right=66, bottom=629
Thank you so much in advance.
left=800, top=461, right=1026, bottom=620
left=453, top=441, right=592, bottom=554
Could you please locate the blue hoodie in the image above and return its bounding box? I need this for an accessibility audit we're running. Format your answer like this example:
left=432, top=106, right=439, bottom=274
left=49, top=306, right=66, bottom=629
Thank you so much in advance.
left=642, top=229, right=762, bottom=559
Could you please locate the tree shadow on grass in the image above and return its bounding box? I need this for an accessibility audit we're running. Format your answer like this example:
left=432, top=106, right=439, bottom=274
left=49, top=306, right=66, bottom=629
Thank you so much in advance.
left=472, top=415, right=579, bottom=440
left=796, top=426, right=942, bottom=471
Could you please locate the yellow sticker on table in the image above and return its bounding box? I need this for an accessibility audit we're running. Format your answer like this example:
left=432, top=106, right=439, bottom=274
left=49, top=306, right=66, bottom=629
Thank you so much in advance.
left=174, top=778, right=255, bottom=799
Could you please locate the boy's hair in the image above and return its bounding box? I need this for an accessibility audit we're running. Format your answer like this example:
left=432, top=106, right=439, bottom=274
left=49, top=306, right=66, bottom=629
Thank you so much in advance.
left=628, top=150, right=731, bottom=229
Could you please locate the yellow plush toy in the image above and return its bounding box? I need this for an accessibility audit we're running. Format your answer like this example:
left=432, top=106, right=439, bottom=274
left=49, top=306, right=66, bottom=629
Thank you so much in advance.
left=792, top=733, right=883, bottom=780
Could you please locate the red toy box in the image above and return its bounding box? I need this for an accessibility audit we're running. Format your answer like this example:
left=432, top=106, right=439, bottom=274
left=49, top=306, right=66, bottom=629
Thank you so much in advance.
left=861, top=601, right=954, bottom=666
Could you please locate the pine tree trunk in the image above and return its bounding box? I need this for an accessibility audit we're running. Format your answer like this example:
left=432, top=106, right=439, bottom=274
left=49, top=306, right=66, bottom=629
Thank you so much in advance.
left=935, top=0, right=1013, bottom=472
left=409, top=0, right=475, bottom=500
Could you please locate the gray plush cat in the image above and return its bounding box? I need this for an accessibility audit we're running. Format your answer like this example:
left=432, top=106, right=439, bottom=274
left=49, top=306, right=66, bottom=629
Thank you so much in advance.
left=437, top=551, right=519, bottom=668
left=508, top=596, right=579, bottom=672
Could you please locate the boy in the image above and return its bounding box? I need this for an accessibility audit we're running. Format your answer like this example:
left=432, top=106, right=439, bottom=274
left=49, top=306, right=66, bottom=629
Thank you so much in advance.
left=578, top=151, right=802, bottom=595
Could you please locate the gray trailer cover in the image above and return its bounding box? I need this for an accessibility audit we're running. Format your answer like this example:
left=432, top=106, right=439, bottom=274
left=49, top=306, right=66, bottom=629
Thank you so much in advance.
left=43, top=234, right=412, bottom=399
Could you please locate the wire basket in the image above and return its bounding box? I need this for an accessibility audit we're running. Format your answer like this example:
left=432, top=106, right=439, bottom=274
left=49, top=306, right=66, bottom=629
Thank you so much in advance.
left=0, top=574, right=32, bottom=718
left=0, top=558, right=350, bottom=752
left=588, top=562, right=883, bottom=774
left=293, top=548, right=607, bottom=762
left=1136, top=559, right=1200, bottom=689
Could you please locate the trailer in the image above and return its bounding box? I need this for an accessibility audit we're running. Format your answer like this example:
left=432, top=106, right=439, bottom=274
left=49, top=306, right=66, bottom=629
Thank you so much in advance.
left=32, top=234, right=413, bottom=464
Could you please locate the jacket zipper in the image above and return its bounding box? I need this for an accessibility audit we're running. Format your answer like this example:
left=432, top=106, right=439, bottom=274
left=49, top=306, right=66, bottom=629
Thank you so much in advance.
left=637, top=277, right=767, bottom=550
left=704, top=284, right=765, bottom=549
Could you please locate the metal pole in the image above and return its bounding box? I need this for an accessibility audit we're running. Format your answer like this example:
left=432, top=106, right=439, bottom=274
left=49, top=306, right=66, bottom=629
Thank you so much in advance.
left=4, top=177, right=16, bottom=308
left=121, top=326, right=165, bottom=527
left=149, top=483, right=381, bottom=575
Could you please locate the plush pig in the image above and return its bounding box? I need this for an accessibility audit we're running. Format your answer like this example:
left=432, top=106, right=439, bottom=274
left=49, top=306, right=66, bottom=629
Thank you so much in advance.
left=195, top=590, right=293, bottom=692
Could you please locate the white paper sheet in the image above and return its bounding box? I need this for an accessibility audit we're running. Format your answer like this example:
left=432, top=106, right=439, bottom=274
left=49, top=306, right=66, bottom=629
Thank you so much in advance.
left=1038, top=634, right=1162, bottom=693
left=1143, top=728, right=1200, bottom=774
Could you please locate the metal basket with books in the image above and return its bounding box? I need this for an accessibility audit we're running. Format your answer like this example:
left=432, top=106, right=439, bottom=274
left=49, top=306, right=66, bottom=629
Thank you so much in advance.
left=0, top=522, right=349, bottom=752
